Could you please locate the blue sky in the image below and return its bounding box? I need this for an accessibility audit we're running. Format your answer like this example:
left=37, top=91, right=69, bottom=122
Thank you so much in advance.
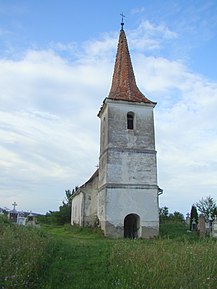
left=1, top=0, right=217, bottom=215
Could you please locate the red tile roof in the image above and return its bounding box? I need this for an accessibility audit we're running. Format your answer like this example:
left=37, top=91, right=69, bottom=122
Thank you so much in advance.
left=108, top=29, right=155, bottom=105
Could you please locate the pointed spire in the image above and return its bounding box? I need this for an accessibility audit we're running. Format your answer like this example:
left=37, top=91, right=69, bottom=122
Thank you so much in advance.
left=108, top=29, right=155, bottom=104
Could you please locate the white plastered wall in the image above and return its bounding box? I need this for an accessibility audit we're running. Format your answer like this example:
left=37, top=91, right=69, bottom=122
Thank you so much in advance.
left=71, top=192, right=84, bottom=226
left=106, top=188, right=159, bottom=227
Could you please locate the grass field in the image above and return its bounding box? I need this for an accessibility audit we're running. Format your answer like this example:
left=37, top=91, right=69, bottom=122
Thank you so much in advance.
left=1, top=218, right=217, bottom=289
left=0, top=217, right=57, bottom=289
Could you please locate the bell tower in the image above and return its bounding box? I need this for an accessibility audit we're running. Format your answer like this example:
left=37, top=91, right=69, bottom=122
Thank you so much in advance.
left=97, top=25, right=160, bottom=238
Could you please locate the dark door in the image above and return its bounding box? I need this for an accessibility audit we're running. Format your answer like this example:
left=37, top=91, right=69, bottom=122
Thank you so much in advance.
left=124, top=214, right=139, bottom=238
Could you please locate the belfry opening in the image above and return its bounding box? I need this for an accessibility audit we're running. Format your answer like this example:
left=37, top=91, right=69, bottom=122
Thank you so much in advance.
left=124, top=214, right=140, bottom=239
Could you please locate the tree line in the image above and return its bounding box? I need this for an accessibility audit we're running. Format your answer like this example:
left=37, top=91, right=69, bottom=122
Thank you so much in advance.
left=160, top=195, right=217, bottom=226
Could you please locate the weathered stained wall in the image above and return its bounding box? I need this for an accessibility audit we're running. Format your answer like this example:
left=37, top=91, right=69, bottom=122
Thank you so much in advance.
left=99, top=100, right=157, bottom=188
left=71, top=170, right=98, bottom=228
left=98, top=99, right=159, bottom=238
left=71, top=192, right=84, bottom=226
left=107, top=101, right=156, bottom=150
left=104, top=187, right=159, bottom=237
left=80, top=170, right=98, bottom=227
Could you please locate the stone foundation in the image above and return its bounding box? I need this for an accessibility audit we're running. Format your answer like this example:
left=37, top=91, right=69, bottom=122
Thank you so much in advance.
left=101, top=221, right=159, bottom=239
left=141, top=226, right=159, bottom=238
left=100, top=221, right=124, bottom=238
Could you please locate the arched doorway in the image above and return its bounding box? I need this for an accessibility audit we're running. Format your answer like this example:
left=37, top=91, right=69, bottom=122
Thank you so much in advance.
left=124, top=214, right=140, bottom=238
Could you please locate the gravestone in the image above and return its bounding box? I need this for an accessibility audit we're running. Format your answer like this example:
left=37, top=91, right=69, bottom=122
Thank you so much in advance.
left=26, top=212, right=36, bottom=226
left=198, top=214, right=205, bottom=237
left=191, top=218, right=197, bottom=231
left=212, top=215, right=217, bottom=238
left=186, top=213, right=190, bottom=227
left=9, top=211, right=18, bottom=222
left=17, top=215, right=27, bottom=226
left=205, top=221, right=212, bottom=235
left=17, top=212, right=27, bottom=226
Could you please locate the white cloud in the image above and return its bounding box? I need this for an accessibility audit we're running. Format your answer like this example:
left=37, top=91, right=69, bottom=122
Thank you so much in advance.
left=83, top=32, right=117, bottom=57
left=0, top=49, right=106, bottom=213
left=49, top=41, right=78, bottom=53
left=129, top=21, right=177, bottom=51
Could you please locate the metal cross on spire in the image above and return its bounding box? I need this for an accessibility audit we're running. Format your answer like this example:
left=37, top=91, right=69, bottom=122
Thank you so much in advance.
left=120, top=12, right=125, bottom=30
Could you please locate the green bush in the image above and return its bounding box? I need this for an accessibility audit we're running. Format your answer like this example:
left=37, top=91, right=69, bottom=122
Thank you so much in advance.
left=160, top=221, right=188, bottom=238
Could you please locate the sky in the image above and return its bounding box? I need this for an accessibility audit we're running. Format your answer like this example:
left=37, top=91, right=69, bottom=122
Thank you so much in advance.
left=0, top=0, right=217, bottom=215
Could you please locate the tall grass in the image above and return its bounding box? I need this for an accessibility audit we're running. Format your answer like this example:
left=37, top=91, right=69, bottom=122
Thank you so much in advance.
left=109, top=238, right=217, bottom=289
left=0, top=216, right=57, bottom=289
left=44, top=224, right=217, bottom=289
left=1, top=219, right=217, bottom=289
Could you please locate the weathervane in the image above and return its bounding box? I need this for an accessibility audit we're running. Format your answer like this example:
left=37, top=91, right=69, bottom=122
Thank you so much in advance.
left=120, top=12, right=125, bottom=30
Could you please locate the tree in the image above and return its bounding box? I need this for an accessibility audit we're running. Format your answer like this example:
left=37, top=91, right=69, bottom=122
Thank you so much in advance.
left=170, top=211, right=184, bottom=223
left=159, top=206, right=169, bottom=222
left=196, top=196, right=217, bottom=221
left=190, top=204, right=198, bottom=230
left=159, top=207, right=185, bottom=224
left=57, top=188, right=78, bottom=224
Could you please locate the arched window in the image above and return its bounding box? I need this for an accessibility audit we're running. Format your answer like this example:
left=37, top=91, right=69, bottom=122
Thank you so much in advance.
left=127, top=112, right=134, bottom=130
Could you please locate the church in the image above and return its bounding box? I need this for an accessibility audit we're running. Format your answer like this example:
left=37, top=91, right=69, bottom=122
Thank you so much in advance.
left=71, top=22, right=162, bottom=238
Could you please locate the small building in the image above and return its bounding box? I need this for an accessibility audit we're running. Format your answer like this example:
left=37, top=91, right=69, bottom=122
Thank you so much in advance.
left=71, top=23, right=161, bottom=238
